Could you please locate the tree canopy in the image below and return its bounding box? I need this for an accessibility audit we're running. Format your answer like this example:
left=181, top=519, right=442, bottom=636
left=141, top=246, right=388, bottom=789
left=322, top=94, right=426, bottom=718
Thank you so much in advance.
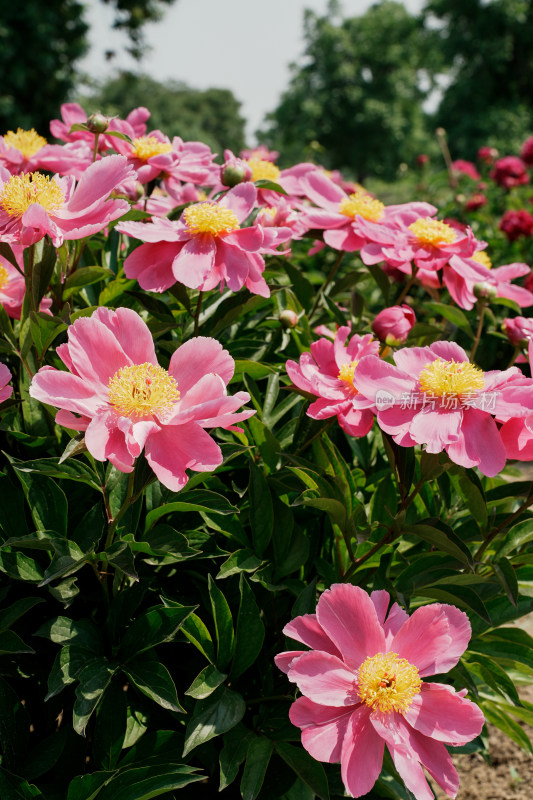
left=259, top=1, right=436, bottom=180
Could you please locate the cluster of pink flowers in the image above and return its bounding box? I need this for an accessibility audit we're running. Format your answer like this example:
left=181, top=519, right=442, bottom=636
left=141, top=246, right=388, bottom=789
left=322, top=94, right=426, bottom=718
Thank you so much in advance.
left=276, top=584, right=484, bottom=800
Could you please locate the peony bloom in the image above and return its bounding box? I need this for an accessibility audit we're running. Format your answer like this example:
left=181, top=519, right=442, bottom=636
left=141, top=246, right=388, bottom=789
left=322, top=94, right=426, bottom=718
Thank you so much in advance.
left=353, top=340, right=525, bottom=476
left=451, top=160, right=480, bottom=181
left=465, top=193, right=487, bottom=211
left=446, top=251, right=533, bottom=310
left=520, top=136, right=533, bottom=167
left=0, top=363, right=13, bottom=404
left=490, top=156, right=529, bottom=189
left=372, top=305, right=416, bottom=346
left=0, top=246, right=51, bottom=319
left=276, top=584, right=484, bottom=800
left=477, top=146, right=498, bottom=165
left=502, top=316, right=533, bottom=347
left=49, top=102, right=150, bottom=150
left=499, top=209, right=533, bottom=242
left=118, top=182, right=292, bottom=297
left=0, top=155, right=134, bottom=247
left=286, top=326, right=379, bottom=437
left=29, top=307, right=253, bottom=491
left=0, top=128, right=48, bottom=174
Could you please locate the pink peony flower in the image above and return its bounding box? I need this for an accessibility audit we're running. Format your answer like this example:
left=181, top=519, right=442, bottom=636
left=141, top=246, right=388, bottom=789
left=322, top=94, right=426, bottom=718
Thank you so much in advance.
left=0, top=246, right=52, bottom=319
left=0, top=155, right=134, bottom=247
left=502, top=316, right=533, bottom=347
left=498, top=342, right=533, bottom=461
left=118, top=182, right=292, bottom=298
left=520, top=136, right=533, bottom=167
left=446, top=252, right=533, bottom=310
left=286, top=326, right=379, bottom=437
left=465, top=193, right=487, bottom=211
left=499, top=209, right=533, bottom=242
left=372, top=305, right=416, bottom=346
left=300, top=171, right=437, bottom=254
left=0, top=128, right=49, bottom=174
left=49, top=102, right=150, bottom=151
left=477, top=146, right=498, bottom=165
left=451, top=160, right=480, bottom=181
left=275, top=584, right=484, bottom=800
left=0, top=363, right=13, bottom=404
left=490, top=156, right=529, bottom=189
left=353, top=340, right=525, bottom=476
left=29, top=307, right=253, bottom=491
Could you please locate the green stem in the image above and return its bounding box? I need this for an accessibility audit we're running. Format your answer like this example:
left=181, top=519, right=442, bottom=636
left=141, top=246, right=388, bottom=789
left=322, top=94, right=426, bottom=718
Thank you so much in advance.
left=25, top=243, right=36, bottom=314
left=193, top=291, right=204, bottom=337
left=470, top=300, right=486, bottom=362
left=309, top=250, right=344, bottom=319
left=343, top=525, right=400, bottom=582
left=293, top=419, right=334, bottom=456
left=92, top=133, right=100, bottom=163
left=104, top=470, right=136, bottom=550
left=396, top=265, right=418, bottom=305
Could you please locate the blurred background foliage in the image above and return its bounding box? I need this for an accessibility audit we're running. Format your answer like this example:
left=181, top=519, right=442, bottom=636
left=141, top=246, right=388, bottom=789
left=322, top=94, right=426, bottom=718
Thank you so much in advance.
left=1, top=0, right=533, bottom=182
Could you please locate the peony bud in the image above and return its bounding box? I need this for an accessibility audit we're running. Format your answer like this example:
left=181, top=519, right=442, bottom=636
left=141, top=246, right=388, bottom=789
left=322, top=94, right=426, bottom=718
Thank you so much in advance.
left=473, top=282, right=498, bottom=301
left=279, top=309, right=299, bottom=329
left=86, top=113, right=110, bottom=134
left=221, top=150, right=253, bottom=187
left=371, top=305, right=416, bottom=346
left=502, top=316, right=533, bottom=347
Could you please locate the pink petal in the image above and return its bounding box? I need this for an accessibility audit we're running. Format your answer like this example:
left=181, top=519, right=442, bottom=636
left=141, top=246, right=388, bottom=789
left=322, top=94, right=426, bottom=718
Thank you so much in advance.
left=84, top=410, right=134, bottom=472
left=405, top=682, right=484, bottom=745
left=316, top=584, right=386, bottom=670
left=93, top=307, right=157, bottom=367
left=144, top=421, right=222, bottom=492
left=409, top=407, right=462, bottom=452
left=30, top=366, right=104, bottom=417
left=447, top=409, right=506, bottom=477
left=341, top=706, right=384, bottom=798
left=354, top=356, right=415, bottom=405
left=64, top=154, right=134, bottom=213
left=391, top=603, right=471, bottom=677
left=387, top=744, right=436, bottom=800
left=287, top=651, right=359, bottom=706
left=290, top=696, right=355, bottom=763
left=169, top=337, right=235, bottom=394
left=172, top=236, right=216, bottom=288
left=124, top=242, right=179, bottom=292
left=283, top=614, right=342, bottom=659
left=220, top=181, right=257, bottom=223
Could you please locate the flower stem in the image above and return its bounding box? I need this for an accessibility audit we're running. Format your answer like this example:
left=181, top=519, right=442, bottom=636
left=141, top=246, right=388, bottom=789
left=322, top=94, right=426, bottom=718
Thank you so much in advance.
left=474, top=483, right=533, bottom=562
left=104, top=469, right=136, bottom=551
left=470, top=300, right=486, bottom=362
left=309, top=250, right=344, bottom=319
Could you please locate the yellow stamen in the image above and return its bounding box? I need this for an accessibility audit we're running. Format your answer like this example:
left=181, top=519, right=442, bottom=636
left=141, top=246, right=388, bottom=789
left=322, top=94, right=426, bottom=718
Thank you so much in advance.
left=108, top=362, right=180, bottom=418
left=472, top=251, right=492, bottom=270
left=408, top=218, right=455, bottom=246
left=418, top=359, right=484, bottom=397
left=131, top=136, right=173, bottom=161
left=0, top=172, right=64, bottom=218
left=338, top=360, right=359, bottom=390
left=357, top=652, right=421, bottom=714
left=3, top=128, right=47, bottom=158
left=246, top=157, right=281, bottom=183
left=0, top=264, right=9, bottom=290
left=183, top=202, right=240, bottom=236
left=339, top=191, right=384, bottom=222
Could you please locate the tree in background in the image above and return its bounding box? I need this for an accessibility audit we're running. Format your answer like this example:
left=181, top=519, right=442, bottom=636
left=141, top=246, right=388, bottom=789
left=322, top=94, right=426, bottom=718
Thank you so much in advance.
left=78, top=72, right=247, bottom=155
left=0, top=0, right=177, bottom=135
left=259, top=0, right=437, bottom=181
left=426, top=0, right=533, bottom=158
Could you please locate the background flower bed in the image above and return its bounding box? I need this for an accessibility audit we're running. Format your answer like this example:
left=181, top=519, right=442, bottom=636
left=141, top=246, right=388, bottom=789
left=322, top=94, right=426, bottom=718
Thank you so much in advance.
left=0, top=109, right=533, bottom=800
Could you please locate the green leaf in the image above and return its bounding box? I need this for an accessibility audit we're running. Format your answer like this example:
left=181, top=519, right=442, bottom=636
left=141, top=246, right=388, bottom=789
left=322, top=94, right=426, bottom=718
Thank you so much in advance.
left=185, top=664, right=227, bottom=699
left=144, top=489, right=238, bottom=530
left=93, top=681, right=127, bottom=770
left=29, top=311, right=67, bottom=358
left=254, top=178, right=287, bottom=194
left=402, top=522, right=474, bottom=568
left=482, top=701, right=533, bottom=754
left=0, top=766, right=44, bottom=799
left=63, top=267, right=114, bottom=299
left=231, top=574, right=265, bottom=680
left=0, top=596, right=43, bottom=630
left=219, top=724, right=255, bottom=791
left=97, top=763, right=203, bottom=800
left=67, top=771, right=115, bottom=800
left=497, top=519, right=533, bottom=559
left=0, top=629, right=34, bottom=654
left=180, top=611, right=216, bottom=663
left=182, top=686, right=246, bottom=756
left=12, top=467, right=68, bottom=535
left=73, top=658, right=115, bottom=736
left=0, top=551, right=44, bottom=583
left=39, top=538, right=88, bottom=586
left=119, top=604, right=197, bottom=660
left=12, top=456, right=101, bottom=491
left=248, top=461, right=274, bottom=557
left=452, top=469, right=488, bottom=530
left=469, top=638, right=533, bottom=672
left=275, top=742, right=330, bottom=800
left=418, top=584, right=490, bottom=622
left=240, top=737, right=274, bottom=800
left=426, top=301, right=473, bottom=336
left=464, top=653, right=520, bottom=705
left=208, top=575, right=234, bottom=670
left=216, top=548, right=263, bottom=579
left=26, top=236, right=56, bottom=309
left=493, top=557, right=519, bottom=606
left=124, top=652, right=184, bottom=712
left=233, top=360, right=278, bottom=382
left=36, top=616, right=103, bottom=651
left=46, top=646, right=97, bottom=700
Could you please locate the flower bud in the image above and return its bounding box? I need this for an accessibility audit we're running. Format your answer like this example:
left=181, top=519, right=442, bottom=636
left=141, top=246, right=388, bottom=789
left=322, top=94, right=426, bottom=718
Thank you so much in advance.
left=279, top=309, right=299, bottom=329
left=86, top=113, right=110, bottom=134
left=221, top=150, right=253, bottom=187
left=371, top=305, right=415, bottom=346
left=502, top=316, right=533, bottom=347
left=473, top=282, right=498, bottom=300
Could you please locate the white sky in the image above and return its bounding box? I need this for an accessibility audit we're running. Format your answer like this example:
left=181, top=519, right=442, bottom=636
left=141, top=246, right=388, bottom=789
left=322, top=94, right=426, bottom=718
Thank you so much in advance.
left=80, top=0, right=424, bottom=142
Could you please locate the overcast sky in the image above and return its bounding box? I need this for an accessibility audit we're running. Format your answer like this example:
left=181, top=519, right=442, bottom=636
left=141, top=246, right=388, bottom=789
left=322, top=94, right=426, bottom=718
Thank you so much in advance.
left=80, top=0, right=424, bottom=142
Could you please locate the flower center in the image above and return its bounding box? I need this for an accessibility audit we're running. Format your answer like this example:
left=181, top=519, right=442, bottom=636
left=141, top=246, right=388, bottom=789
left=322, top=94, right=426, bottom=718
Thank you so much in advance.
left=131, top=136, right=173, bottom=161
left=246, top=157, right=281, bottom=183
left=357, top=652, right=421, bottom=714
left=183, top=202, right=240, bottom=236
left=0, top=264, right=9, bottom=290
left=0, top=172, right=64, bottom=218
left=3, top=128, right=47, bottom=158
left=107, top=362, right=180, bottom=418
left=338, top=360, right=359, bottom=390
left=418, top=359, right=485, bottom=397
left=339, top=191, right=384, bottom=222
left=408, top=218, right=455, bottom=246
left=472, top=251, right=492, bottom=269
